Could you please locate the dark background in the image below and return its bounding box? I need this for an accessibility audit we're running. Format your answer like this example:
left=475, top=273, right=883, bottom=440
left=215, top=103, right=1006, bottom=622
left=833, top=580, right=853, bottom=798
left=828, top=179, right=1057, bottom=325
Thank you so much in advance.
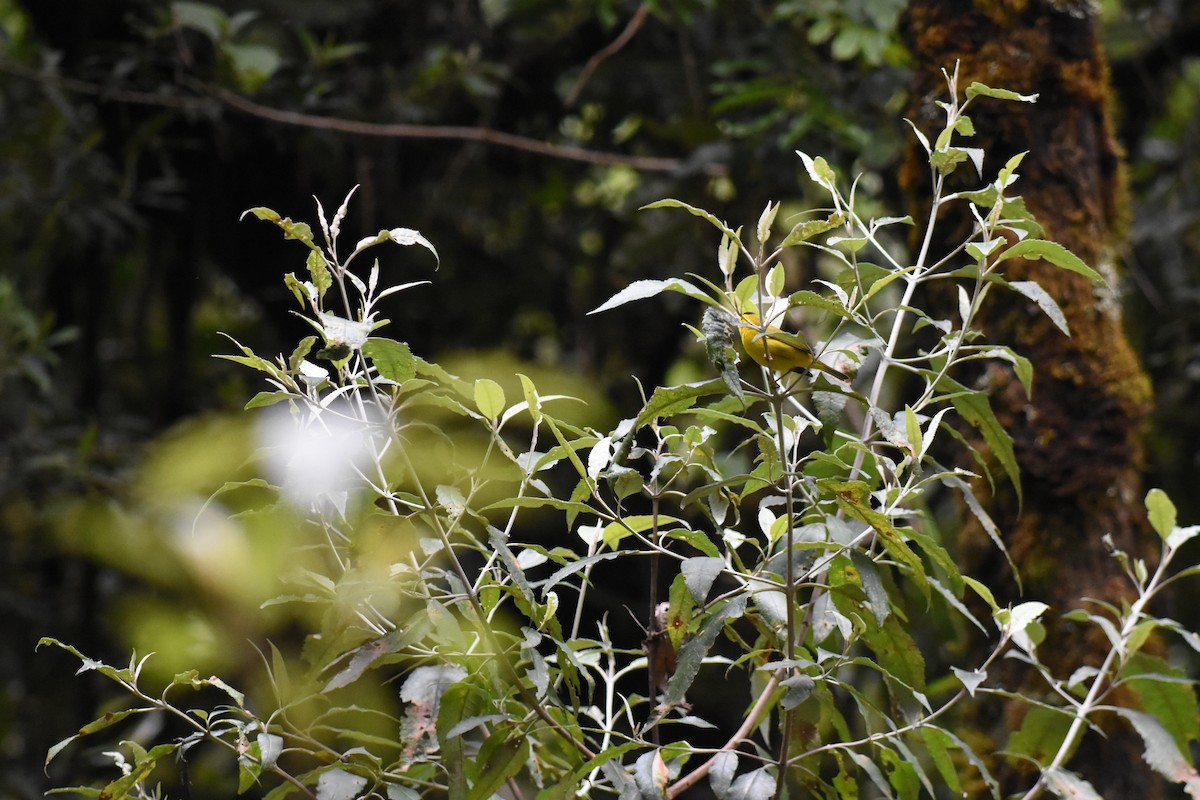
left=2, top=0, right=1199, bottom=794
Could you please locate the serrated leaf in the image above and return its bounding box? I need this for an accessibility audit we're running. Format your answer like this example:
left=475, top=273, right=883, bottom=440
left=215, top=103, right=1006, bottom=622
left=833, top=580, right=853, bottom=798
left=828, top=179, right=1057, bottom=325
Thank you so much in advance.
left=1043, top=768, right=1102, bottom=800
left=944, top=379, right=1022, bottom=505
left=1007, top=706, right=1074, bottom=765
left=931, top=147, right=969, bottom=175
left=1122, top=652, right=1200, bottom=757
left=662, top=596, right=746, bottom=707
left=635, top=379, right=728, bottom=428
left=307, top=250, right=332, bottom=299
left=978, top=346, right=1034, bottom=399
left=780, top=211, right=845, bottom=247
left=965, top=82, right=1039, bottom=103
left=996, top=239, right=1107, bottom=287
left=1115, top=709, right=1200, bottom=795
left=241, top=206, right=281, bottom=223
left=1008, top=281, right=1075, bottom=338
left=820, top=478, right=930, bottom=599
left=469, top=735, right=528, bottom=800
left=860, top=613, right=927, bottom=693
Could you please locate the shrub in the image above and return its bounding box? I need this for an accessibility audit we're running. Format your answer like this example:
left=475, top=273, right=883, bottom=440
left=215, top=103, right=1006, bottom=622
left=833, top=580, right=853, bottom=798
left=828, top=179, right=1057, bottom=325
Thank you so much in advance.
left=42, top=66, right=1200, bottom=800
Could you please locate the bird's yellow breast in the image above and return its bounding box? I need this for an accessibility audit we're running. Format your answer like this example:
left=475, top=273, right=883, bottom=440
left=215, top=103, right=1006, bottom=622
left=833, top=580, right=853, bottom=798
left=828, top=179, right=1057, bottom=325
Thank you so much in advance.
left=738, top=312, right=815, bottom=372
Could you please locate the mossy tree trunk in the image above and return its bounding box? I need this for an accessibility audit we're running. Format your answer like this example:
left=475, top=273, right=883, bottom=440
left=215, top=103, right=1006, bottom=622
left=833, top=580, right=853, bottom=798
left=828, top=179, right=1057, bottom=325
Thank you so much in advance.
left=900, top=1, right=1157, bottom=794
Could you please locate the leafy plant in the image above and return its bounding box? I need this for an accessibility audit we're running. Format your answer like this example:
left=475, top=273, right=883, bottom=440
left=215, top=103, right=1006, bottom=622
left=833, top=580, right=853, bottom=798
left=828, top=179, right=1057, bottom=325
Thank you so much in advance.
left=41, top=66, right=1200, bottom=800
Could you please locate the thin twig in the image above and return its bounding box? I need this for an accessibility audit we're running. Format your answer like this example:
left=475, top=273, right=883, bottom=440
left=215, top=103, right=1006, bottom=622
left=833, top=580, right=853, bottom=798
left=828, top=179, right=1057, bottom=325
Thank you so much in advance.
left=565, top=2, right=651, bottom=106
left=0, top=58, right=683, bottom=172
left=667, top=671, right=783, bottom=798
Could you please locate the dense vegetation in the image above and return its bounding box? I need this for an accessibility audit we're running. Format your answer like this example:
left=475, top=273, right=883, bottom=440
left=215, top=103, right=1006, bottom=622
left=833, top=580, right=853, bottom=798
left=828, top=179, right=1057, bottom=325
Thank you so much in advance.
left=4, top=1, right=1200, bottom=798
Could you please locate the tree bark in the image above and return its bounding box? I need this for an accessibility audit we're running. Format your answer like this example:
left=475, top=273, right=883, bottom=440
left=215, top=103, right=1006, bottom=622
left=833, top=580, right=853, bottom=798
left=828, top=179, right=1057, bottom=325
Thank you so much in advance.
left=900, top=1, right=1157, bottom=794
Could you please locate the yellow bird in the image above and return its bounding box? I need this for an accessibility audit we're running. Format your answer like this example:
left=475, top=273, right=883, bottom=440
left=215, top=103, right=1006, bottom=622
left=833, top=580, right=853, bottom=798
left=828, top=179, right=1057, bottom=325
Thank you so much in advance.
left=738, top=312, right=842, bottom=377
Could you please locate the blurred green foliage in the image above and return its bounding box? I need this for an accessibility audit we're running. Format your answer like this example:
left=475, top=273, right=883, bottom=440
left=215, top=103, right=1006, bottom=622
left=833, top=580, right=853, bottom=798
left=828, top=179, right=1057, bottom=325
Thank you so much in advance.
left=2, top=0, right=1200, bottom=795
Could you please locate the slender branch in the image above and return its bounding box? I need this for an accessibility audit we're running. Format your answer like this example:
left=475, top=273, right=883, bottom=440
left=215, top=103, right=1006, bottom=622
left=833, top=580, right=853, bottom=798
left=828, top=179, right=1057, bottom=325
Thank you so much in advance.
left=565, top=2, right=652, bottom=106
left=667, top=671, right=783, bottom=798
left=0, top=58, right=683, bottom=172
left=1018, top=546, right=1178, bottom=800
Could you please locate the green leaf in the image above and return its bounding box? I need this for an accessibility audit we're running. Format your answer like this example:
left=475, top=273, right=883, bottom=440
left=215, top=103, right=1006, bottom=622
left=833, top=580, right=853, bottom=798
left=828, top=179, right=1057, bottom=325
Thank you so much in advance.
left=904, top=405, right=923, bottom=459
left=995, top=239, right=1107, bottom=287
left=680, top=557, right=723, bottom=604
left=756, top=201, right=779, bottom=244
left=469, top=734, right=529, bottom=800
left=474, top=378, right=505, bottom=421
left=662, top=596, right=746, bottom=707
left=362, top=337, right=414, bottom=383
left=245, top=391, right=291, bottom=409
left=943, top=378, right=1022, bottom=505
left=517, top=373, right=542, bottom=424
left=786, top=289, right=855, bottom=320
left=315, top=768, right=368, bottom=800
left=1146, top=488, right=1177, bottom=541
left=1114, top=708, right=1200, bottom=793
left=307, top=249, right=332, bottom=299
left=780, top=211, right=846, bottom=247
left=280, top=219, right=317, bottom=247
left=977, top=346, right=1034, bottom=399
left=172, top=2, right=226, bottom=42
left=635, top=379, right=729, bottom=428
left=819, top=479, right=929, bottom=599
left=78, top=708, right=146, bottom=735
left=435, top=680, right=479, bottom=798
left=1043, top=769, right=1102, bottom=800
left=796, top=151, right=836, bottom=190
left=965, top=82, right=1039, bottom=103
left=640, top=198, right=739, bottom=240
left=588, top=277, right=715, bottom=314
left=860, top=613, right=927, bottom=694
left=931, top=147, right=969, bottom=176
left=1008, top=280, right=1070, bottom=336
left=919, top=727, right=964, bottom=796
left=601, top=514, right=687, bottom=549
left=1121, top=652, right=1200, bottom=757
left=544, top=742, right=642, bottom=798
left=217, top=351, right=283, bottom=377
left=663, top=526, right=721, bottom=558
left=1006, top=705, right=1074, bottom=765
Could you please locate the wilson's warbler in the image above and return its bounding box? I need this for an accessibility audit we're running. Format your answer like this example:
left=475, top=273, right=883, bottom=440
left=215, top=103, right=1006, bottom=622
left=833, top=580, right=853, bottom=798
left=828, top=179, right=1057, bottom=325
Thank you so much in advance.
left=738, top=312, right=841, bottom=377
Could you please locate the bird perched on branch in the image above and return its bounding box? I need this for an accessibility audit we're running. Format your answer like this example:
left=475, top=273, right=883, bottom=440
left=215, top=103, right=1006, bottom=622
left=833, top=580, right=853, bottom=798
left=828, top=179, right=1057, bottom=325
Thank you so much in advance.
left=738, top=311, right=843, bottom=378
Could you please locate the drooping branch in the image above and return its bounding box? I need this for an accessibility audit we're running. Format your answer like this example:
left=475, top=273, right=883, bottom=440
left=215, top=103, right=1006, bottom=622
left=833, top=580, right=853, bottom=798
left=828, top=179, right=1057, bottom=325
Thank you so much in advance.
left=0, top=57, right=684, bottom=173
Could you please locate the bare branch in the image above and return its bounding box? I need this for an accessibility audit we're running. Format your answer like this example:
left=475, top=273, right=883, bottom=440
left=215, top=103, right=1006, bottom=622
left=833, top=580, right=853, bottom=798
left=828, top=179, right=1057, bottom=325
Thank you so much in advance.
left=565, top=2, right=652, bottom=106
left=0, top=57, right=683, bottom=173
